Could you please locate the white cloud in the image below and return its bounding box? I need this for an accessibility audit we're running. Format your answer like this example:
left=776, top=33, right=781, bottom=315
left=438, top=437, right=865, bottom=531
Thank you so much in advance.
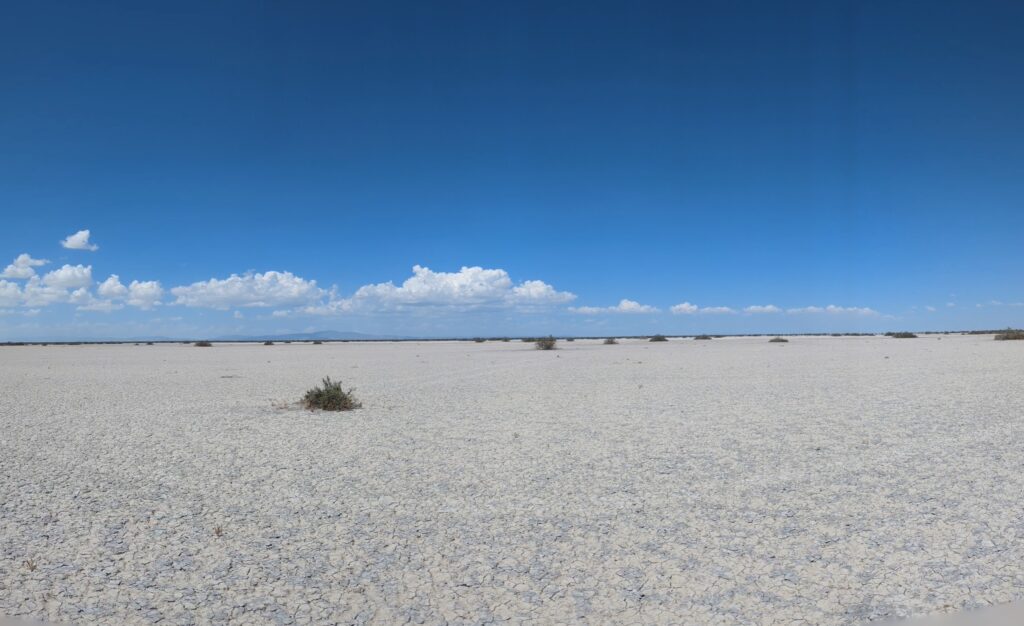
left=786, top=304, right=878, bottom=316
left=670, top=302, right=698, bottom=314
left=77, top=301, right=123, bottom=312
left=744, top=304, right=781, bottom=314
left=233, top=310, right=244, bottom=319
left=127, top=280, right=163, bottom=310
left=21, top=277, right=71, bottom=306
left=304, top=265, right=575, bottom=315
left=0, top=280, right=22, bottom=307
left=171, top=271, right=324, bottom=309
left=699, top=306, right=736, bottom=314
left=61, top=229, right=99, bottom=251
left=42, top=264, right=93, bottom=289
left=570, top=299, right=658, bottom=314
left=946, top=302, right=956, bottom=308
left=91, top=274, right=163, bottom=309
left=97, top=274, right=129, bottom=299
left=1, top=253, right=49, bottom=279
left=925, top=305, right=937, bottom=312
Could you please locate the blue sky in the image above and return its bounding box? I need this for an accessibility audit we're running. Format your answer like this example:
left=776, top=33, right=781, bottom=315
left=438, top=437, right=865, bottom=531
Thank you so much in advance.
left=2, top=1, right=1022, bottom=339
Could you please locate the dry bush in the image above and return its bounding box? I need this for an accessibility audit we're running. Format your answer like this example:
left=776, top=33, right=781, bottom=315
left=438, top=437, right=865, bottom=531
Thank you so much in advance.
left=302, top=377, right=361, bottom=411
left=535, top=336, right=557, bottom=350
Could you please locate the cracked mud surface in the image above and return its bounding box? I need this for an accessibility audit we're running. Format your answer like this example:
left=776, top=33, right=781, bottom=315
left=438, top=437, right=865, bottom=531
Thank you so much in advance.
left=2, top=336, right=1023, bottom=624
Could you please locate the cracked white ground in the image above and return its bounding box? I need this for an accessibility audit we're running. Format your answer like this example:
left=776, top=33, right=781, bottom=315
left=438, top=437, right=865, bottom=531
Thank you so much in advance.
left=1, top=335, right=1022, bottom=624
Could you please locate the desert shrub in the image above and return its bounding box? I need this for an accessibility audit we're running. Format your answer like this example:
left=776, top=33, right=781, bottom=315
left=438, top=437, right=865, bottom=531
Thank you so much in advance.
left=535, top=336, right=557, bottom=350
left=649, top=335, right=668, bottom=342
left=146, top=342, right=154, bottom=346
left=566, top=337, right=575, bottom=342
left=501, top=338, right=510, bottom=342
left=302, top=376, right=361, bottom=411
left=312, top=340, right=323, bottom=345
left=194, top=341, right=213, bottom=347
left=994, top=329, right=1024, bottom=341
left=473, top=338, right=485, bottom=343
left=769, top=337, right=789, bottom=343
left=264, top=341, right=274, bottom=346
left=889, top=332, right=918, bottom=339
left=604, top=337, right=618, bottom=345
left=521, top=337, right=535, bottom=343
left=693, top=335, right=712, bottom=340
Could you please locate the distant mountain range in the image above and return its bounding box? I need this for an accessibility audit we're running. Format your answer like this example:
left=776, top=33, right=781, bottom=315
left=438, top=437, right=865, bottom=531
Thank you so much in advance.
left=213, top=330, right=405, bottom=341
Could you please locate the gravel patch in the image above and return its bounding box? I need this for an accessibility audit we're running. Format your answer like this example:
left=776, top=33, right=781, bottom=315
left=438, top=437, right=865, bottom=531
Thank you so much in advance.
left=1, top=336, right=1023, bottom=624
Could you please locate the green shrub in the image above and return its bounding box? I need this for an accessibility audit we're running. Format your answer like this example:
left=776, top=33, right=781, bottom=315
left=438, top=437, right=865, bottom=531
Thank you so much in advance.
left=535, top=336, right=557, bottom=350
left=769, top=337, right=788, bottom=343
left=693, top=335, right=712, bottom=340
left=194, top=341, right=213, bottom=347
left=889, top=332, right=917, bottom=338
left=302, top=376, right=361, bottom=411
left=994, top=329, right=1024, bottom=341
left=604, top=337, right=618, bottom=345
left=649, top=335, right=668, bottom=342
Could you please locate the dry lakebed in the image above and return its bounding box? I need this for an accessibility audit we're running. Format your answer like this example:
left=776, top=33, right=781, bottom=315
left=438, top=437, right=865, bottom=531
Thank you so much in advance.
left=1, top=335, right=1023, bottom=624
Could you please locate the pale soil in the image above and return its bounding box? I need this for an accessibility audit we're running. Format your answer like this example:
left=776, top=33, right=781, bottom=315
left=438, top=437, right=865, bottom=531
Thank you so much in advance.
left=1, top=336, right=1022, bottom=624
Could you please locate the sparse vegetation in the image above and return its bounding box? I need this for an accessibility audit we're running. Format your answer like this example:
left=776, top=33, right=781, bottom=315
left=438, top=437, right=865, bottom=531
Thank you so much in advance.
left=994, top=329, right=1024, bottom=341
left=194, top=341, right=213, bottom=347
left=888, top=332, right=918, bottom=339
left=693, top=335, right=712, bottom=340
left=264, top=341, right=274, bottom=346
left=214, top=526, right=224, bottom=538
left=604, top=338, right=618, bottom=345
left=312, top=340, right=323, bottom=345
left=23, top=559, right=36, bottom=572
left=473, top=338, right=485, bottom=343
left=535, top=336, right=557, bottom=350
left=146, top=342, right=154, bottom=346
left=302, top=376, right=362, bottom=411
left=566, top=337, right=575, bottom=342
left=649, top=335, right=668, bottom=342
left=769, top=337, right=789, bottom=343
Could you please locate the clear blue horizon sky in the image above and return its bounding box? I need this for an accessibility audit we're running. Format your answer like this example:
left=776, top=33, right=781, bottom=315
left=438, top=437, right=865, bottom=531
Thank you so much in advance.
left=2, top=1, right=1022, bottom=339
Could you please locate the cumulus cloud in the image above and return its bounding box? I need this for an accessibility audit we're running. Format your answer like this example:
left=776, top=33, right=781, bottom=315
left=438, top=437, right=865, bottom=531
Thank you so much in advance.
left=0, top=280, right=21, bottom=307
left=77, top=299, right=124, bottom=312
left=127, top=280, right=163, bottom=309
left=21, top=277, right=72, bottom=306
left=171, top=271, right=325, bottom=309
left=670, top=302, right=698, bottom=314
left=90, top=274, right=164, bottom=309
left=570, top=299, right=659, bottom=314
left=744, top=304, right=781, bottom=314
left=304, top=265, right=575, bottom=315
left=786, top=304, right=879, bottom=316
left=1, top=253, right=49, bottom=279
left=670, top=302, right=735, bottom=314
left=97, top=274, right=129, bottom=299
left=61, top=229, right=99, bottom=251
left=42, top=264, right=92, bottom=289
